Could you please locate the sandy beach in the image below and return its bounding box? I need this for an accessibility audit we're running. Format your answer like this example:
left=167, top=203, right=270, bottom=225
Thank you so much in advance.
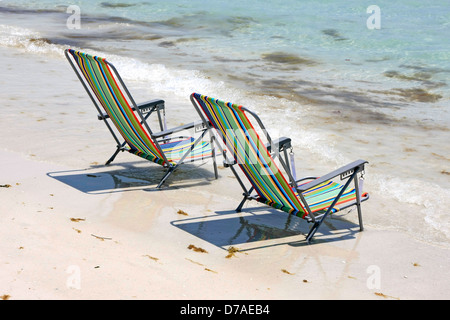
left=2, top=146, right=450, bottom=301
left=1, top=46, right=449, bottom=301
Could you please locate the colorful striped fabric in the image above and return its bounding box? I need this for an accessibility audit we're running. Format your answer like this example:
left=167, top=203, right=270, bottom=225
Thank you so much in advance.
left=66, top=50, right=212, bottom=166
left=301, top=180, right=357, bottom=213
left=192, top=93, right=360, bottom=218
left=135, top=138, right=213, bottom=164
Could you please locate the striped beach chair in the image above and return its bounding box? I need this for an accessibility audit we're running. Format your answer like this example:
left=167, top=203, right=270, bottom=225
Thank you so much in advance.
left=65, top=49, right=217, bottom=188
left=191, top=93, right=369, bottom=243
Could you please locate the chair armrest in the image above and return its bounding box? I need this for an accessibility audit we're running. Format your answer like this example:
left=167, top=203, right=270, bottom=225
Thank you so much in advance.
left=296, top=159, right=367, bottom=192
left=97, top=99, right=165, bottom=120
left=296, top=177, right=317, bottom=184
left=266, top=137, right=292, bottom=153
left=152, top=119, right=213, bottom=138
left=136, top=99, right=165, bottom=113
left=152, top=120, right=203, bottom=138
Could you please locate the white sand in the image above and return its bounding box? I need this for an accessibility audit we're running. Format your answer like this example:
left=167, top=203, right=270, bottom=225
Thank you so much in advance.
left=1, top=47, right=449, bottom=300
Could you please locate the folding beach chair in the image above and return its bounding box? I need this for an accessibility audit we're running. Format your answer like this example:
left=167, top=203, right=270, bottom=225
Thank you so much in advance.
left=191, top=93, right=369, bottom=243
left=65, top=49, right=217, bottom=188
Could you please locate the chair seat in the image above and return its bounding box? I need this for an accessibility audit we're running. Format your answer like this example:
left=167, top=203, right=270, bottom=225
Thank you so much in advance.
left=301, top=180, right=358, bottom=213
left=130, top=137, right=213, bottom=165
left=254, top=178, right=367, bottom=217
left=161, top=138, right=213, bottom=164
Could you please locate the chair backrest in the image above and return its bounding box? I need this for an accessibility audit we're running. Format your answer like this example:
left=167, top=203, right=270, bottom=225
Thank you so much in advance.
left=65, top=49, right=167, bottom=165
left=191, top=93, right=307, bottom=217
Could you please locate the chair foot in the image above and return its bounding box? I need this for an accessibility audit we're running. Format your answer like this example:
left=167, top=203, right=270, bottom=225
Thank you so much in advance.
left=235, top=197, right=247, bottom=212
left=105, top=155, right=117, bottom=166
left=305, top=222, right=320, bottom=243
left=213, top=162, right=219, bottom=180
left=105, top=147, right=122, bottom=165
left=156, top=168, right=174, bottom=189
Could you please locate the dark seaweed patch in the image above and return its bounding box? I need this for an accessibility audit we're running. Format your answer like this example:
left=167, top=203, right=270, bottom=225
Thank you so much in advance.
left=158, top=41, right=176, bottom=48
left=0, top=6, right=63, bottom=15
left=26, top=36, right=84, bottom=48
left=392, top=88, right=442, bottom=102
left=175, top=37, right=201, bottom=43
left=157, top=37, right=202, bottom=48
left=29, top=38, right=53, bottom=45
left=227, top=16, right=257, bottom=25
left=365, top=56, right=391, bottom=63
left=400, top=64, right=450, bottom=75
left=384, top=70, right=433, bottom=82
left=100, top=2, right=137, bottom=8
left=384, top=69, right=447, bottom=89
left=321, top=29, right=348, bottom=41
left=262, top=52, right=317, bottom=66
left=227, top=16, right=257, bottom=31
left=371, top=87, right=442, bottom=103
left=158, top=17, right=184, bottom=28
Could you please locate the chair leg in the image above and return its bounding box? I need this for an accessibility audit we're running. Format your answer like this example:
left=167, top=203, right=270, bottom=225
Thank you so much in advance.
left=105, top=147, right=122, bottom=165
left=357, top=205, right=364, bottom=232
left=236, top=196, right=247, bottom=212
left=211, top=136, right=219, bottom=179
left=353, top=175, right=364, bottom=231
left=306, top=222, right=320, bottom=244
left=156, top=168, right=174, bottom=189
left=235, top=186, right=254, bottom=212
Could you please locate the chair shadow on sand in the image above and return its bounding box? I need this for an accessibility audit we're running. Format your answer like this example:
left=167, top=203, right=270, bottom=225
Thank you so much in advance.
left=47, top=160, right=215, bottom=195
left=171, top=207, right=363, bottom=250
left=47, top=161, right=360, bottom=249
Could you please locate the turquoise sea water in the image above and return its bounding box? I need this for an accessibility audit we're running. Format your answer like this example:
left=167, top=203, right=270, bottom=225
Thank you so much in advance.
left=1, top=2, right=448, bottom=80
left=1, top=0, right=449, bottom=246
left=1, top=1, right=448, bottom=120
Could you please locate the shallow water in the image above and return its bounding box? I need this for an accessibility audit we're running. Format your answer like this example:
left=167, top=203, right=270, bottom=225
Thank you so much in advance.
left=0, top=0, right=449, bottom=246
